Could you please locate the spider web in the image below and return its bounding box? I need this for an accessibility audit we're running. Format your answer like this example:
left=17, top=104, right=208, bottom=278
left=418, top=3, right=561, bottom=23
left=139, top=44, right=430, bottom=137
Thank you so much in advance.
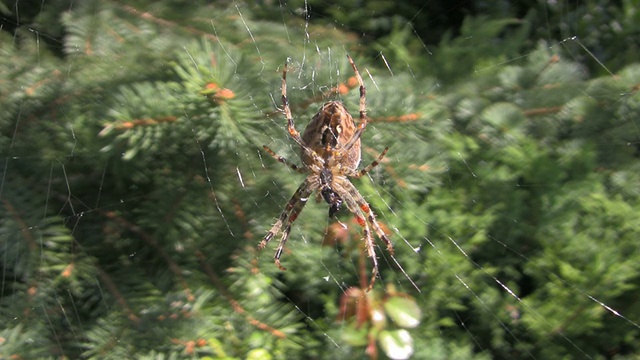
left=249, top=4, right=640, bottom=359
left=1, top=1, right=639, bottom=359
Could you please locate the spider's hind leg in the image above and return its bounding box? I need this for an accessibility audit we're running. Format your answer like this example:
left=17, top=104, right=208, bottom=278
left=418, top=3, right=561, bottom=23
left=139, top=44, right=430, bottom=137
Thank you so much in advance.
left=259, top=179, right=313, bottom=270
left=339, top=181, right=395, bottom=291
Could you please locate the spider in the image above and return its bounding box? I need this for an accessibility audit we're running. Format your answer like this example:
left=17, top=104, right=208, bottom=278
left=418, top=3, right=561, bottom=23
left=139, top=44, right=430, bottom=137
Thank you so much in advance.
left=259, top=55, right=394, bottom=291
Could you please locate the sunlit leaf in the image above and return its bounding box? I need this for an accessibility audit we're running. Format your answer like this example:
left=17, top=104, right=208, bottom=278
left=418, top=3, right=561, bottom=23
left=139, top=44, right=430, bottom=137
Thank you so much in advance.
left=384, top=296, right=422, bottom=328
left=247, top=348, right=272, bottom=360
left=378, top=329, right=414, bottom=360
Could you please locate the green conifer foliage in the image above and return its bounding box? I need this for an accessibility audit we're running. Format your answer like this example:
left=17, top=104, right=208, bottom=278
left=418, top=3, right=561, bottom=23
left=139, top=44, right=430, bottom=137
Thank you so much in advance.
left=1, top=1, right=639, bottom=359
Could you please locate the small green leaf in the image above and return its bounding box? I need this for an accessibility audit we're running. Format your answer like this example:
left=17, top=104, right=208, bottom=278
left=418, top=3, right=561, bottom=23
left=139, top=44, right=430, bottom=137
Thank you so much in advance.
left=378, top=329, right=414, bottom=360
left=384, top=296, right=422, bottom=328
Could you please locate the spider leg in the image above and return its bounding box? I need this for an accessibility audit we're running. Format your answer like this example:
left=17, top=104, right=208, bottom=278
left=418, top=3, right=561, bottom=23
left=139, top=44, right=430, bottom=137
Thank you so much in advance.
left=360, top=219, right=380, bottom=292
left=332, top=186, right=378, bottom=289
left=337, top=181, right=394, bottom=291
left=352, top=147, right=389, bottom=179
left=273, top=187, right=311, bottom=270
left=274, top=223, right=293, bottom=270
left=259, top=178, right=313, bottom=270
left=263, top=145, right=306, bottom=174
left=281, top=60, right=305, bottom=147
left=341, top=55, right=368, bottom=152
left=280, top=60, right=327, bottom=166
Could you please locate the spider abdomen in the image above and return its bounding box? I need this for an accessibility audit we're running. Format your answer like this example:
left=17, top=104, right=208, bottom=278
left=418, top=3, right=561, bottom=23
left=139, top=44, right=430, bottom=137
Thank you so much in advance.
left=301, top=101, right=361, bottom=169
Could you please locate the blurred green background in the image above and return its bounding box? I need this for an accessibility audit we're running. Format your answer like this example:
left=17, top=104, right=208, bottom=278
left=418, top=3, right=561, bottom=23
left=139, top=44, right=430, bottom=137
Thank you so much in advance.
left=1, top=0, right=639, bottom=359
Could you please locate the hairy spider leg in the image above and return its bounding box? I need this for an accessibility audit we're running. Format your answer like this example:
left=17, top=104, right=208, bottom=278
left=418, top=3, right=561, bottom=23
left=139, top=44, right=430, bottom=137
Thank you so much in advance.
left=342, top=180, right=394, bottom=254
left=337, top=180, right=395, bottom=290
left=341, top=55, right=368, bottom=153
left=360, top=219, right=379, bottom=292
left=334, top=181, right=380, bottom=290
left=262, top=145, right=306, bottom=174
left=351, top=147, right=389, bottom=179
left=259, top=179, right=310, bottom=250
left=259, top=178, right=314, bottom=270
left=282, top=60, right=306, bottom=146
left=281, top=60, right=327, bottom=166
left=274, top=185, right=313, bottom=270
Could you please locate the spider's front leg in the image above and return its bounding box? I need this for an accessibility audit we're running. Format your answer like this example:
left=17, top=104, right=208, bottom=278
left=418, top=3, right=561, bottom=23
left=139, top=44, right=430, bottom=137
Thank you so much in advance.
left=259, top=179, right=313, bottom=270
left=281, top=59, right=306, bottom=148
left=341, top=55, right=368, bottom=152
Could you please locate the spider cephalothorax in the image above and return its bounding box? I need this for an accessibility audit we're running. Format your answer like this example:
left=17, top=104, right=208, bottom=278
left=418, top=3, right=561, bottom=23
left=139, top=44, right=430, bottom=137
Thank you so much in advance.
left=260, top=55, right=394, bottom=290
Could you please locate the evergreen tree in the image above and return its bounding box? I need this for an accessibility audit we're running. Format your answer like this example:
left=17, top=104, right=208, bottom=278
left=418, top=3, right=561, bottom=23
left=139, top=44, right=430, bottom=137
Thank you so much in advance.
left=1, top=1, right=638, bottom=359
